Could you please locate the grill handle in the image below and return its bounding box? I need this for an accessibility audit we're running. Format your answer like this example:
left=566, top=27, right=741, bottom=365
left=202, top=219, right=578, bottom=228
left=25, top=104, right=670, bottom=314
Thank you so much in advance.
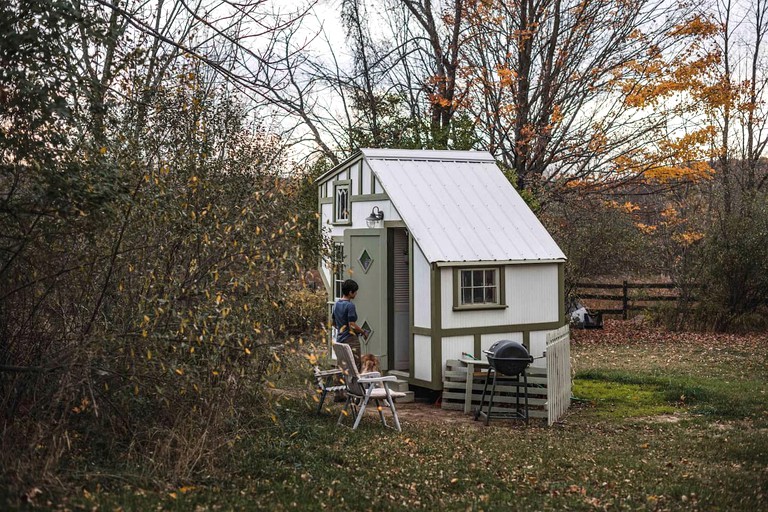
left=482, top=350, right=534, bottom=364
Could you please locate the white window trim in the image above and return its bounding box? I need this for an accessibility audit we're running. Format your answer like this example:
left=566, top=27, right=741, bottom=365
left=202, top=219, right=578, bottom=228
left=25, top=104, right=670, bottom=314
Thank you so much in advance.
left=333, top=180, right=351, bottom=225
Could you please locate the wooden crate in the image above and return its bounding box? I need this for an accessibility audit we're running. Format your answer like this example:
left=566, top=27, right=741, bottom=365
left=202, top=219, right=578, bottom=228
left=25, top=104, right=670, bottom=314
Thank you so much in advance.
left=441, top=360, right=549, bottom=419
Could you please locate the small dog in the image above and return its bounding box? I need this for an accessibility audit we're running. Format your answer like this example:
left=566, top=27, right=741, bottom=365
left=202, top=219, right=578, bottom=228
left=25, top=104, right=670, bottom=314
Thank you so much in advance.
left=360, top=353, right=380, bottom=374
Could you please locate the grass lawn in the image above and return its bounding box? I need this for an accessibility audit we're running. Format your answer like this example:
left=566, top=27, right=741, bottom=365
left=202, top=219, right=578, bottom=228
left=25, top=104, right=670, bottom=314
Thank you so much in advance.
left=8, top=321, right=768, bottom=511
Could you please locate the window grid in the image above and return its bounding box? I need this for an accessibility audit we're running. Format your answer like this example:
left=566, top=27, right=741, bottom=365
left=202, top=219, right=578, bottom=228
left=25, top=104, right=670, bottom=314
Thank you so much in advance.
left=332, top=243, right=345, bottom=300
left=460, top=268, right=499, bottom=306
left=334, top=183, right=350, bottom=223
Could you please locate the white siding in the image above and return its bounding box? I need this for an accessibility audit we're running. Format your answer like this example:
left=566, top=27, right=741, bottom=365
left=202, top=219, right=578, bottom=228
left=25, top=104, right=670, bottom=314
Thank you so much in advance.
left=351, top=200, right=400, bottom=224
left=441, top=264, right=559, bottom=329
left=441, top=336, right=474, bottom=375
left=529, top=331, right=549, bottom=368
left=480, top=332, right=522, bottom=361
left=352, top=161, right=362, bottom=194
left=508, top=264, right=559, bottom=324
left=320, top=262, right=332, bottom=291
left=319, top=203, right=340, bottom=237
left=362, top=160, right=373, bottom=194
left=374, top=175, right=384, bottom=194
left=413, top=242, right=431, bottom=328
left=414, top=334, right=431, bottom=382
left=322, top=200, right=399, bottom=239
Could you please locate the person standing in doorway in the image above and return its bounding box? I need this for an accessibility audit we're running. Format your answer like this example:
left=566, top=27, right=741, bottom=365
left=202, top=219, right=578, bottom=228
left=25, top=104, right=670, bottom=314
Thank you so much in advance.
left=333, top=279, right=366, bottom=369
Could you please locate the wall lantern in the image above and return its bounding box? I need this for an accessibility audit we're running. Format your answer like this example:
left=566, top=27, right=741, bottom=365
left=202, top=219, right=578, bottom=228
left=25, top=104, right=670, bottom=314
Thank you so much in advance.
left=366, top=206, right=384, bottom=228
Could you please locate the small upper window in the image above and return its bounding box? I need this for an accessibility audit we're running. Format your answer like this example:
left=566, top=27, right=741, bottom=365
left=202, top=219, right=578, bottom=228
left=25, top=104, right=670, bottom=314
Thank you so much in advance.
left=332, top=243, right=345, bottom=300
left=460, top=268, right=499, bottom=306
left=334, top=181, right=350, bottom=224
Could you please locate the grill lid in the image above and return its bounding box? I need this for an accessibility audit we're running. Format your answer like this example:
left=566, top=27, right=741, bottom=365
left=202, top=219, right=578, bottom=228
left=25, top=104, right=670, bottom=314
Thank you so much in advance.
left=483, top=340, right=533, bottom=376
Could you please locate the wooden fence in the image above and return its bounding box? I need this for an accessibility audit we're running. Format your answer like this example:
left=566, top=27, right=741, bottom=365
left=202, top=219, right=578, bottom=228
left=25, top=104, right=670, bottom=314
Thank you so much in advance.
left=546, top=325, right=571, bottom=426
left=575, top=281, right=690, bottom=320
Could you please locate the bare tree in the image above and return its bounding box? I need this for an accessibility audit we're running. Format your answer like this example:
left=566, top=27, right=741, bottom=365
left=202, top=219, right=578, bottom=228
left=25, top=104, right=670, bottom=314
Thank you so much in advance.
left=460, top=0, right=715, bottom=193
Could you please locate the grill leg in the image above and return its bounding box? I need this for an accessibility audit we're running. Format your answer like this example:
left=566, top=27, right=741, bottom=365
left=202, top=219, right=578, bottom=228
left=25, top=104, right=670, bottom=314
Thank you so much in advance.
left=523, top=372, right=529, bottom=423
left=474, top=367, right=492, bottom=421
left=485, top=369, right=499, bottom=426
left=317, top=389, right=328, bottom=415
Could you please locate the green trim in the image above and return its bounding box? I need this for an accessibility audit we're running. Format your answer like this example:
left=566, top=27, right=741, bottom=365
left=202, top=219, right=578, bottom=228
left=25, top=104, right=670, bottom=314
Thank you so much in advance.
left=411, top=326, right=431, bottom=336
left=452, top=266, right=506, bottom=309
left=453, top=304, right=508, bottom=312
left=331, top=180, right=352, bottom=226
left=441, top=321, right=563, bottom=337
left=317, top=187, right=322, bottom=249
left=387, top=229, right=395, bottom=372
left=319, top=197, right=333, bottom=204
left=558, top=262, right=566, bottom=324
left=430, top=263, right=443, bottom=388
left=409, top=377, right=440, bottom=390
left=350, top=193, right=389, bottom=202
left=314, top=151, right=363, bottom=185
left=409, top=233, right=415, bottom=378
left=372, top=174, right=378, bottom=194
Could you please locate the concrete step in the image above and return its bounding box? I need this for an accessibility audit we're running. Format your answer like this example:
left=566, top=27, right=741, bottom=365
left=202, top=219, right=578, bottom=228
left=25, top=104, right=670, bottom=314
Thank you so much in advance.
left=388, top=378, right=410, bottom=393
left=388, top=370, right=410, bottom=379
left=394, top=390, right=415, bottom=403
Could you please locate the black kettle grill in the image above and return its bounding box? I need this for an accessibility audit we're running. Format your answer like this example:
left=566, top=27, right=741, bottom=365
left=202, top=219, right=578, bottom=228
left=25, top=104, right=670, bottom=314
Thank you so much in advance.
left=474, top=340, right=534, bottom=425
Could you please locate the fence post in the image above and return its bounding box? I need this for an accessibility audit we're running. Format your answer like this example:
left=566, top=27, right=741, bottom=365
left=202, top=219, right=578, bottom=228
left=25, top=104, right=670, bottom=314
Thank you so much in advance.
left=622, top=280, right=628, bottom=320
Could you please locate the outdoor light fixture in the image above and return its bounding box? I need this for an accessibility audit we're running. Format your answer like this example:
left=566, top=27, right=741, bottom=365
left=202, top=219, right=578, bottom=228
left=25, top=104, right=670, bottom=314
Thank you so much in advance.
left=366, top=206, right=384, bottom=228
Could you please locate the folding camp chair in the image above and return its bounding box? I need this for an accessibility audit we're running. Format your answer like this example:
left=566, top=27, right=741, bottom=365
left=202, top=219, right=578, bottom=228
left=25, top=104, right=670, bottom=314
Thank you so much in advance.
left=332, top=342, right=405, bottom=431
left=313, top=366, right=345, bottom=414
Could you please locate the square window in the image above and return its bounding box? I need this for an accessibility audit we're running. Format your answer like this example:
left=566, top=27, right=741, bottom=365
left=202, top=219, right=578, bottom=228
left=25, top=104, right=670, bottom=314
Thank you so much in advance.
left=459, top=268, right=500, bottom=306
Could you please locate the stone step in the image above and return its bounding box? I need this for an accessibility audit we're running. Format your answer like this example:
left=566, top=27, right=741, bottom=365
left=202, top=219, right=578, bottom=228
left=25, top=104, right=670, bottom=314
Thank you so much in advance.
left=388, top=370, right=410, bottom=379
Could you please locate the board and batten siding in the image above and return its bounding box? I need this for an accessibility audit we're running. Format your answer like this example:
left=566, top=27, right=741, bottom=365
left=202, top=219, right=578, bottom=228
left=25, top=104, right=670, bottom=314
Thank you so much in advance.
left=529, top=330, right=550, bottom=368
left=413, top=334, right=432, bottom=382
left=480, top=332, right=521, bottom=360
left=441, top=335, right=474, bottom=364
left=440, top=264, right=559, bottom=329
left=361, top=160, right=373, bottom=195
left=320, top=199, right=401, bottom=239
left=413, top=242, right=431, bottom=329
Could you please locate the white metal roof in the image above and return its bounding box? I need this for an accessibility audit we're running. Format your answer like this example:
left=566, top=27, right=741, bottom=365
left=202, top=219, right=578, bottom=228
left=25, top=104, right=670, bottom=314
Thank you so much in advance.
left=362, top=148, right=566, bottom=264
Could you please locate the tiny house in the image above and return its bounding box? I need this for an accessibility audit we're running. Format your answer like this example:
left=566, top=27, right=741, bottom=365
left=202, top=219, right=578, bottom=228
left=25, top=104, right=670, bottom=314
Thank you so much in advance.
left=317, top=149, right=567, bottom=390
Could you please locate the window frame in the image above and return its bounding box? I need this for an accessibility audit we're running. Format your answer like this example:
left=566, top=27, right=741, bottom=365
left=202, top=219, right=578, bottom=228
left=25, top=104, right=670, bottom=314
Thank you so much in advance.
left=332, top=242, right=345, bottom=301
left=453, top=266, right=507, bottom=311
left=332, top=180, right=352, bottom=225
